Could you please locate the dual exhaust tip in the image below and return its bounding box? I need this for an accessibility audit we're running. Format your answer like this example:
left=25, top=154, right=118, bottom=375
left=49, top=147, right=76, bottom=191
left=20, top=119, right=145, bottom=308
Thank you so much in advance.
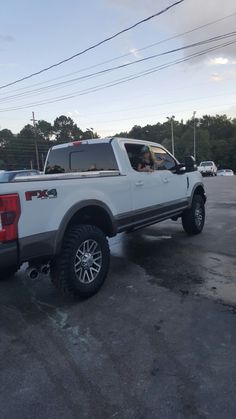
left=26, top=265, right=50, bottom=280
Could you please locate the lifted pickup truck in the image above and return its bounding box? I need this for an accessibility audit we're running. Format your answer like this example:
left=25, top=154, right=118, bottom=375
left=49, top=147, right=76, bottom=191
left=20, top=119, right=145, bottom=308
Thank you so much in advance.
left=0, top=137, right=206, bottom=297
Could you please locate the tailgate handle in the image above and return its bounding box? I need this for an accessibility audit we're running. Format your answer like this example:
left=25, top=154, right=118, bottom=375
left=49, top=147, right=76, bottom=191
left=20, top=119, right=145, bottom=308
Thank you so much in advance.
left=136, top=181, right=144, bottom=187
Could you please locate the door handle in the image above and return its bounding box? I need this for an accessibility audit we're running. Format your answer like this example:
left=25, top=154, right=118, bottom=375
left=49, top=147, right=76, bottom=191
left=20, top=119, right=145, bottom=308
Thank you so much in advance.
left=136, top=180, right=144, bottom=187
left=162, top=177, right=169, bottom=183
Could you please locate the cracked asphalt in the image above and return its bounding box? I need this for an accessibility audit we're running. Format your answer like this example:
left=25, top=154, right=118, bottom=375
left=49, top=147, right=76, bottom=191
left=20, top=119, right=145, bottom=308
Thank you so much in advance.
left=0, top=177, right=236, bottom=419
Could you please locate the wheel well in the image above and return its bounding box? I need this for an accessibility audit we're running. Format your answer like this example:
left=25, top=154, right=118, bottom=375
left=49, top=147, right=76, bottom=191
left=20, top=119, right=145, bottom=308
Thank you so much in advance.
left=66, top=205, right=115, bottom=237
left=193, top=185, right=206, bottom=203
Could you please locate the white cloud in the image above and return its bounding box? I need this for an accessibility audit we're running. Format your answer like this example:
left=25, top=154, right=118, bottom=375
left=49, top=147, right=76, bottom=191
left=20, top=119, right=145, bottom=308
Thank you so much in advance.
left=223, top=105, right=236, bottom=118
left=106, top=0, right=236, bottom=61
left=211, top=73, right=222, bottom=81
left=129, top=48, right=141, bottom=58
left=210, top=57, right=229, bottom=65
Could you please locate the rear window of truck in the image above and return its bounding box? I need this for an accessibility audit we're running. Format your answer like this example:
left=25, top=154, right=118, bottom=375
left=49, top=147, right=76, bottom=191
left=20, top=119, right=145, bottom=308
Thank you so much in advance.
left=200, top=162, right=213, bottom=166
left=45, top=143, right=118, bottom=174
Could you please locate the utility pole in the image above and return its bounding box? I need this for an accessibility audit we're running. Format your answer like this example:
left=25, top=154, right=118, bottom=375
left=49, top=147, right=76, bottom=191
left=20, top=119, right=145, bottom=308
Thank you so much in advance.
left=166, top=115, right=175, bottom=156
left=193, top=111, right=197, bottom=160
left=30, top=111, right=40, bottom=170
left=41, top=153, right=45, bottom=169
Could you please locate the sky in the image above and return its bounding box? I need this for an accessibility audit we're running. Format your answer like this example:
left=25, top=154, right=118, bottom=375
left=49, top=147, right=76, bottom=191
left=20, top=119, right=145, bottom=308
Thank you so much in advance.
left=0, top=0, right=236, bottom=136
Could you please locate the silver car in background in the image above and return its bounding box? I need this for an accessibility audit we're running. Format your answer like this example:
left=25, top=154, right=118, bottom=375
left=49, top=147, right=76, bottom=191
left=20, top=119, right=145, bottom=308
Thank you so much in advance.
left=217, top=169, right=234, bottom=176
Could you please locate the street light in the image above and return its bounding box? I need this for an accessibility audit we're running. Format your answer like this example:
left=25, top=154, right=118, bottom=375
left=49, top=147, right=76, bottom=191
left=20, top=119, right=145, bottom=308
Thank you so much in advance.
left=86, top=127, right=94, bottom=139
left=193, top=111, right=197, bottom=160
left=166, top=115, right=175, bottom=156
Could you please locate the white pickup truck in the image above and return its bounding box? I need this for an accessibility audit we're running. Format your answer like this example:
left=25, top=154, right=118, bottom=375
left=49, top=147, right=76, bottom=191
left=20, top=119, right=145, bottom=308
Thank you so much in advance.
left=198, top=161, right=217, bottom=176
left=0, top=137, right=206, bottom=297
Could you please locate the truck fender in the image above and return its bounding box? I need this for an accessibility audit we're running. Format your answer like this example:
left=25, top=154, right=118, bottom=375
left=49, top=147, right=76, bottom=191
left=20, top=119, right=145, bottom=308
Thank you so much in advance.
left=54, top=199, right=116, bottom=254
left=189, top=183, right=206, bottom=207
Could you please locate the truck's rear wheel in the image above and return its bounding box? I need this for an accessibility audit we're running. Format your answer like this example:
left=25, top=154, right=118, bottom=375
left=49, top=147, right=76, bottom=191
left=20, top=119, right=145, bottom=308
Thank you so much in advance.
left=51, top=224, right=110, bottom=298
left=182, top=195, right=205, bottom=235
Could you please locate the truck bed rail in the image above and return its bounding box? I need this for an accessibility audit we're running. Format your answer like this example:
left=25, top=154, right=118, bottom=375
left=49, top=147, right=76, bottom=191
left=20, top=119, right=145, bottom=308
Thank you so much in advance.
left=13, top=170, right=121, bottom=183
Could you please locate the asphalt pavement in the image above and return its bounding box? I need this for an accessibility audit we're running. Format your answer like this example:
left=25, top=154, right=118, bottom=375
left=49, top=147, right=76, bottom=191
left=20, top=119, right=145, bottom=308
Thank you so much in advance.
left=0, top=177, right=236, bottom=419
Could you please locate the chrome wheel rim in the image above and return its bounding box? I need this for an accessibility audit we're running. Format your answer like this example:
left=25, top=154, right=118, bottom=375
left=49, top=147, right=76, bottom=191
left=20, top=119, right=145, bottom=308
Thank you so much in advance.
left=195, top=204, right=203, bottom=228
left=74, top=240, right=102, bottom=284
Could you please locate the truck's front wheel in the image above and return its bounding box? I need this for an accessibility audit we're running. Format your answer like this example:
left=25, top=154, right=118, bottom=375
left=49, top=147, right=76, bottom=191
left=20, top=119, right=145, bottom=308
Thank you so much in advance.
left=51, top=225, right=110, bottom=298
left=182, top=195, right=205, bottom=235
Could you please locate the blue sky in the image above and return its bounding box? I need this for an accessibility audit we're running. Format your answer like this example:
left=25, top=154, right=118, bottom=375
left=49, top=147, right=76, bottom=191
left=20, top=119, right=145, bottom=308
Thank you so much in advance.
left=1, top=0, right=236, bottom=136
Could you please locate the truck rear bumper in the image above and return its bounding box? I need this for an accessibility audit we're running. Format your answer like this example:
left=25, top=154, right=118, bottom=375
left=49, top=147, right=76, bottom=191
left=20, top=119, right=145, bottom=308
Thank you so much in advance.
left=201, top=171, right=213, bottom=175
left=0, top=242, right=18, bottom=270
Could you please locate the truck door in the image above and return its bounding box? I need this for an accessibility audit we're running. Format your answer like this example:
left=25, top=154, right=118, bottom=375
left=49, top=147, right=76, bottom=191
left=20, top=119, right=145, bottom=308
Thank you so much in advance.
left=123, top=143, right=166, bottom=211
left=150, top=145, right=188, bottom=205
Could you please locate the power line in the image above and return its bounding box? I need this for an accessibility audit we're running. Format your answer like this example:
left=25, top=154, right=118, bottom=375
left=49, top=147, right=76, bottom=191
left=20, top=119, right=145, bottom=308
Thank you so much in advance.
left=0, top=38, right=235, bottom=112
left=92, top=100, right=236, bottom=128
left=87, top=94, right=236, bottom=124
left=47, top=39, right=236, bottom=97
left=76, top=76, right=236, bottom=117
left=81, top=92, right=236, bottom=123
left=0, top=0, right=184, bottom=90
left=1, top=31, right=236, bottom=105
left=3, top=11, right=236, bottom=95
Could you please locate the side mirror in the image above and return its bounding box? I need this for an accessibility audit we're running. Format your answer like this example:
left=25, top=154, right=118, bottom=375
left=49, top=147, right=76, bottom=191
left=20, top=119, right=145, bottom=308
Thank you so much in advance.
left=175, top=163, right=186, bottom=174
left=184, top=155, right=197, bottom=172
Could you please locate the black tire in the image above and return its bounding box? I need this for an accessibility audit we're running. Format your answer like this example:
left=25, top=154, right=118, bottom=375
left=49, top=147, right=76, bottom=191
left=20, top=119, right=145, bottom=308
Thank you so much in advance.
left=182, top=195, right=205, bottom=235
left=51, top=224, right=110, bottom=298
left=0, top=267, right=18, bottom=281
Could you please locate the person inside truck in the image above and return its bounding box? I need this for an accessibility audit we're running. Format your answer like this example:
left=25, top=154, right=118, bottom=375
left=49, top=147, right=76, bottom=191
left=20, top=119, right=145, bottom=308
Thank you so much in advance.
left=137, top=146, right=154, bottom=172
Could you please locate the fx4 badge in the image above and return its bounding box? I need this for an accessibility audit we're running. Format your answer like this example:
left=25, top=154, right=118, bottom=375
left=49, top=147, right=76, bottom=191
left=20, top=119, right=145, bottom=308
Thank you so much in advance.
left=25, top=189, right=57, bottom=201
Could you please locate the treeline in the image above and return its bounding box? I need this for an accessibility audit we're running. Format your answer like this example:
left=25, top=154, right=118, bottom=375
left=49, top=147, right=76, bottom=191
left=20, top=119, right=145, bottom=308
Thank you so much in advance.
left=116, top=114, right=236, bottom=170
left=0, top=115, right=98, bottom=171
left=0, top=113, right=236, bottom=171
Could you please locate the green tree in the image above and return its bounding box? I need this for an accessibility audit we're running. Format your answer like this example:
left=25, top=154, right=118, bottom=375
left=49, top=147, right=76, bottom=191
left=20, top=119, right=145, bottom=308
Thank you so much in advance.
left=0, top=129, right=15, bottom=169
left=53, top=115, right=77, bottom=142
left=37, top=120, right=53, bottom=140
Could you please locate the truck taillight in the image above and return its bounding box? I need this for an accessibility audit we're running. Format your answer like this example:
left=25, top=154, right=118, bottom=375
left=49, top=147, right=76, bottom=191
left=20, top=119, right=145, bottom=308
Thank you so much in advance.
left=0, top=194, right=21, bottom=243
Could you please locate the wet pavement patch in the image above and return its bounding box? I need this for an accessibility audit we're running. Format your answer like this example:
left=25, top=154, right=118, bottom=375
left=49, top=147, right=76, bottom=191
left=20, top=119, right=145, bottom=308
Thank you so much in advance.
left=110, top=212, right=236, bottom=305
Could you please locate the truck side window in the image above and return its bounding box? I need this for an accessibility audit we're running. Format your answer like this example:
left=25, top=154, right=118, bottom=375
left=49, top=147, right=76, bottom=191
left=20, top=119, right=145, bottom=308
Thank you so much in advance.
left=124, top=143, right=176, bottom=172
left=125, top=143, right=153, bottom=171
left=150, top=146, right=177, bottom=171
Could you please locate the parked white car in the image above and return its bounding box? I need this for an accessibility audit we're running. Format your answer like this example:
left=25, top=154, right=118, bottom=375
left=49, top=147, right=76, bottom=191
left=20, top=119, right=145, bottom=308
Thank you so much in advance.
left=217, top=169, right=234, bottom=176
left=198, top=161, right=217, bottom=176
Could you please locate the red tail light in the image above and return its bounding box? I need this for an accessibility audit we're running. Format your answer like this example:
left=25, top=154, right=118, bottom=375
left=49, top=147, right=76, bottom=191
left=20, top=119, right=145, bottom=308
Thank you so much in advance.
left=0, top=194, right=21, bottom=243
left=72, top=141, right=82, bottom=146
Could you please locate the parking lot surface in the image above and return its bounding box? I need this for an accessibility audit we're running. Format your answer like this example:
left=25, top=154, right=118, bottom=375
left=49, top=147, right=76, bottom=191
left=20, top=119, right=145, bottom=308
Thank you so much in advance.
left=0, top=177, right=236, bottom=419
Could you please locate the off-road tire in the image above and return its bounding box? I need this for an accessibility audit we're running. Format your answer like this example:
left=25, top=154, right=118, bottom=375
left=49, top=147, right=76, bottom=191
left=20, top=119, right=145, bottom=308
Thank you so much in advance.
left=182, top=195, right=205, bottom=235
left=51, top=224, right=110, bottom=298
